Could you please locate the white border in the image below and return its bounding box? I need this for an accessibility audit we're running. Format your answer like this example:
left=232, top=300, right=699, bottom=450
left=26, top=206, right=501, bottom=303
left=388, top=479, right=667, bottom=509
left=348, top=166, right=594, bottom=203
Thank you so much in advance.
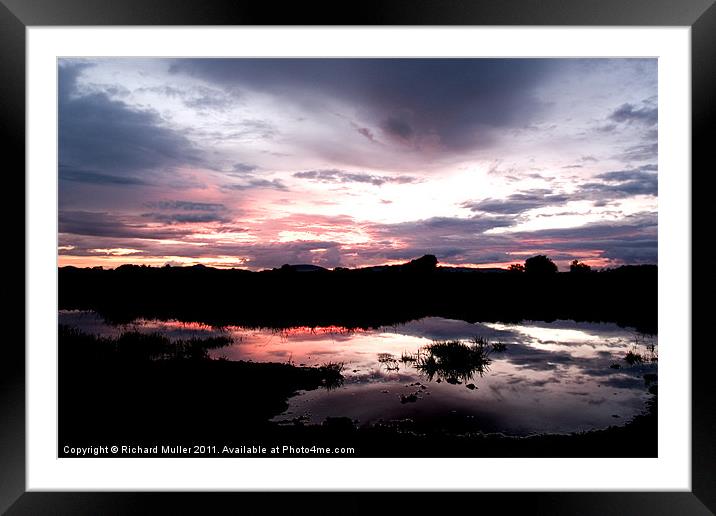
left=27, top=27, right=691, bottom=491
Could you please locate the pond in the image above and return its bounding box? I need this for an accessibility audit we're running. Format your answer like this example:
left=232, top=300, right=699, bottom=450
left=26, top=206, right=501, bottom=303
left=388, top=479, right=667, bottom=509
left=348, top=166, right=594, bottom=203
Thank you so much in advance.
left=58, top=310, right=657, bottom=437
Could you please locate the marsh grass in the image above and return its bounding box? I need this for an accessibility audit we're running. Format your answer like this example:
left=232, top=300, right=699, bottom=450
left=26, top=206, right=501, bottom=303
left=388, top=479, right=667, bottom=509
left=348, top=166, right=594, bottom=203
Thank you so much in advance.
left=624, top=349, right=644, bottom=366
left=413, top=337, right=493, bottom=383
left=400, top=351, right=418, bottom=364
left=59, top=325, right=345, bottom=390
left=319, top=361, right=345, bottom=390
left=491, top=342, right=507, bottom=352
left=623, top=334, right=658, bottom=366
left=377, top=352, right=400, bottom=371
left=58, top=325, right=232, bottom=362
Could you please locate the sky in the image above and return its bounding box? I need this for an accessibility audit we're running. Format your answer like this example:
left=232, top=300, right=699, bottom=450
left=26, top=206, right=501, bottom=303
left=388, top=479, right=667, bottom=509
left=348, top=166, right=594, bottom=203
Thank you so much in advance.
left=58, top=58, right=657, bottom=271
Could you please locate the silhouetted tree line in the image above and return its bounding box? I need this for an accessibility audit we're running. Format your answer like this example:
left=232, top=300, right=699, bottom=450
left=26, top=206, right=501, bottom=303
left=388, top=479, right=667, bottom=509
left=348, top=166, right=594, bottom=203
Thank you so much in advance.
left=59, top=255, right=657, bottom=333
left=507, top=255, right=591, bottom=274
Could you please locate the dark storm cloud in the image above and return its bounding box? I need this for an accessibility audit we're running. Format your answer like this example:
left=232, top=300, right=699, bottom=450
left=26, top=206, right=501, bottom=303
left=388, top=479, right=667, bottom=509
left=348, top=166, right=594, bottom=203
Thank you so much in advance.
left=293, top=169, right=419, bottom=186
left=381, top=116, right=414, bottom=141
left=168, top=58, right=560, bottom=151
left=609, top=103, right=657, bottom=126
left=381, top=216, right=514, bottom=236
left=59, top=210, right=193, bottom=240
left=59, top=62, right=205, bottom=186
left=462, top=190, right=571, bottom=215
left=59, top=165, right=150, bottom=186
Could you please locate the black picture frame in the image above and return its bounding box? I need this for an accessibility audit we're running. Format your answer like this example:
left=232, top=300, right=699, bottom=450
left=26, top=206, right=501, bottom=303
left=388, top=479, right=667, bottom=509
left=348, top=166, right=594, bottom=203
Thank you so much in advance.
left=2, top=0, right=713, bottom=513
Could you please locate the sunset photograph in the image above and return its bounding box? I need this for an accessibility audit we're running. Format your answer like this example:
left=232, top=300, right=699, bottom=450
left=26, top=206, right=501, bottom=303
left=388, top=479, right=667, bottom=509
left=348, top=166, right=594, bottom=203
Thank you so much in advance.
left=57, top=57, right=658, bottom=458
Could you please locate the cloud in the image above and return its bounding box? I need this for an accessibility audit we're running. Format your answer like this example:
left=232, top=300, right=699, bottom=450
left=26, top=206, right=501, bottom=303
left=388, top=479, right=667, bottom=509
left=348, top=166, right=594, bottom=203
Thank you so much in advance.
left=614, top=143, right=658, bottom=162
left=231, top=162, right=258, bottom=173
left=359, top=215, right=515, bottom=265
left=140, top=200, right=230, bottom=224
left=381, top=115, right=414, bottom=141
left=141, top=212, right=228, bottom=224
left=249, top=241, right=345, bottom=268
left=59, top=165, right=150, bottom=186
left=167, top=58, right=559, bottom=153
left=59, top=61, right=206, bottom=187
left=596, top=165, right=656, bottom=181
left=578, top=165, right=657, bottom=199
left=181, top=86, right=240, bottom=111
left=145, top=200, right=226, bottom=212
left=609, top=102, right=657, bottom=126
left=58, top=59, right=659, bottom=270
left=506, top=213, right=658, bottom=264
left=59, top=208, right=658, bottom=269
left=595, top=123, right=618, bottom=133
left=353, top=124, right=376, bottom=142
left=364, top=212, right=657, bottom=267
left=462, top=190, right=571, bottom=215
left=135, top=83, right=241, bottom=112
left=222, top=178, right=288, bottom=191
left=59, top=210, right=193, bottom=240
left=293, top=169, right=419, bottom=186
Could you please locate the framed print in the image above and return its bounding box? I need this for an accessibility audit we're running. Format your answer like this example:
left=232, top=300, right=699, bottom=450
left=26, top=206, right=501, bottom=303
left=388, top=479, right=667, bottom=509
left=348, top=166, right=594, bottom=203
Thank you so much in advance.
left=3, top=0, right=714, bottom=513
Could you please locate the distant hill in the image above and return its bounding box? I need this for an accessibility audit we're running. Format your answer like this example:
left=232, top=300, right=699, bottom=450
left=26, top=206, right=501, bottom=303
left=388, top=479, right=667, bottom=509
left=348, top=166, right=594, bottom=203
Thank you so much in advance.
left=61, top=254, right=657, bottom=276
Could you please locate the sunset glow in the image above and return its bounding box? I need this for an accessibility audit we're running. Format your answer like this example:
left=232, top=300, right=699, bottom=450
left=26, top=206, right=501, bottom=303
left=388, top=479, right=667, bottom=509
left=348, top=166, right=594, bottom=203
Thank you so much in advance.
left=58, top=58, right=657, bottom=270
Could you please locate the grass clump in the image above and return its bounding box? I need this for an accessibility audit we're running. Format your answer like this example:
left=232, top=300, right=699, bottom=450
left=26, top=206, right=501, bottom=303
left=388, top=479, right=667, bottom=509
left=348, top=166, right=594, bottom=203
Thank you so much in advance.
left=400, top=351, right=418, bottom=363
left=491, top=342, right=507, bottom=352
left=414, top=337, right=492, bottom=383
left=377, top=352, right=400, bottom=371
left=319, top=361, right=345, bottom=390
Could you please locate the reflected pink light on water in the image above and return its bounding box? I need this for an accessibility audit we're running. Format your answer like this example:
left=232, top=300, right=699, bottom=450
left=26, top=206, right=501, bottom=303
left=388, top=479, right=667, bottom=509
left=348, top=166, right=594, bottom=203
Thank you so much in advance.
left=59, top=310, right=658, bottom=436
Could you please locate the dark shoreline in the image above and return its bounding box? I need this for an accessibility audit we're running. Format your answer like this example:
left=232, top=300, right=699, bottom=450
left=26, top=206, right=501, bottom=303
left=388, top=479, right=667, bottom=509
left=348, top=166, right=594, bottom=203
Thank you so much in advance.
left=59, top=263, right=657, bottom=334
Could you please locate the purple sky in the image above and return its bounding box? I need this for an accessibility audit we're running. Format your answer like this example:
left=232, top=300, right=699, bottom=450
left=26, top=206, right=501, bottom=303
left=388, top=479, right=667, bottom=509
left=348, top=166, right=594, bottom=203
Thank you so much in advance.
left=58, top=58, right=657, bottom=270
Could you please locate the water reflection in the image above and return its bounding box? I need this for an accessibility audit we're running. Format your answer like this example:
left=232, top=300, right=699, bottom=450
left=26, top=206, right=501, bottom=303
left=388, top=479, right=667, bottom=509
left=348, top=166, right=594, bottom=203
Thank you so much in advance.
left=58, top=310, right=658, bottom=436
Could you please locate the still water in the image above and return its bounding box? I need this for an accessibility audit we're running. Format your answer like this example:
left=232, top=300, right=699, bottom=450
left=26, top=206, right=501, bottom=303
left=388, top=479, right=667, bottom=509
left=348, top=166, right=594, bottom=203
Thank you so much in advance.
left=59, top=310, right=657, bottom=436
